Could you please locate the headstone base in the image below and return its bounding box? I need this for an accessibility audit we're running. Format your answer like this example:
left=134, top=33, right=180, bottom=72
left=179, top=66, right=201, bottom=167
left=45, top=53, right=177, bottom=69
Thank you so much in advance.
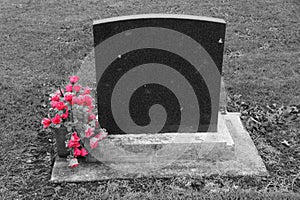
left=50, top=112, right=268, bottom=183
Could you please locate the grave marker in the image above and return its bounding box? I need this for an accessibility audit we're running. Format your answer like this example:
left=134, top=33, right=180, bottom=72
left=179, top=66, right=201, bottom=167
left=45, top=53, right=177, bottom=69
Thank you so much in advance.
left=51, top=14, right=268, bottom=182
left=93, top=14, right=226, bottom=134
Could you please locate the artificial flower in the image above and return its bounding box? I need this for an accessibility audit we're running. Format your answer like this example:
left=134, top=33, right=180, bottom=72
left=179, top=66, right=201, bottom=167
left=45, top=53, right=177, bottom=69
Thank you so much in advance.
left=74, top=148, right=82, bottom=157
left=90, top=137, right=99, bottom=149
left=83, top=95, right=93, bottom=107
left=71, top=132, right=80, bottom=142
left=65, top=84, right=73, bottom=92
left=51, top=114, right=61, bottom=124
left=85, top=127, right=94, bottom=138
left=83, top=87, right=91, bottom=95
left=88, top=113, right=96, bottom=122
left=50, top=101, right=58, bottom=108
left=80, top=148, right=88, bottom=157
left=61, top=110, right=68, bottom=119
left=67, top=139, right=80, bottom=148
left=73, top=85, right=81, bottom=93
left=64, top=93, right=73, bottom=102
left=56, top=102, right=66, bottom=110
left=69, top=158, right=79, bottom=168
left=51, top=94, right=60, bottom=102
left=42, top=118, right=51, bottom=128
left=69, top=76, right=80, bottom=84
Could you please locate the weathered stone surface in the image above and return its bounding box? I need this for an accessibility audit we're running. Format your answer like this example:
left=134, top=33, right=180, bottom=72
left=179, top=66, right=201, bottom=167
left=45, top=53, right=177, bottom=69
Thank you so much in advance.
left=50, top=113, right=268, bottom=183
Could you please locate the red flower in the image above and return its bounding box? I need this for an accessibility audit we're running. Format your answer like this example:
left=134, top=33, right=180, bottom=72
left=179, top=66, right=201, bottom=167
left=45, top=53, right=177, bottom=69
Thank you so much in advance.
left=42, top=118, right=51, bottom=128
left=73, top=85, right=81, bottom=93
left=61, top=111, right=68, bottom=119
left=56, top=102, right=66, bottom=110
left=64, top=93, right=73, bottom=102
left=67, top=140, right=80, bottom=148
left=51, top=114, right=61, bottom=124
left=51, top=94, right=60, bottom=101
left=71, top=132, right=80, bottom=142
left=69, top=76, right=80, bottom=84
left=74, top=148, right=82, bottom=157
left=65, top=84, right=73, bottom=92
left=69, top=158, right=79, bottom=168
left=80, top=148, right=88, bottom=157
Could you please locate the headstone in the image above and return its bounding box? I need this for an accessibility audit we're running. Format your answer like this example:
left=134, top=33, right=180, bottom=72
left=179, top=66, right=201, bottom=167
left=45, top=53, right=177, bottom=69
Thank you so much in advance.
left=51, top=14, right=268, bottom=182
left=93, top=14, right=226, bottom=134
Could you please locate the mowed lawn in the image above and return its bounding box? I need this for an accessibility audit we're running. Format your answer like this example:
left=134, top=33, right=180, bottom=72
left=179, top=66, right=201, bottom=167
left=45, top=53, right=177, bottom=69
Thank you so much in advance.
left=0, top=0, right=299, bottom=199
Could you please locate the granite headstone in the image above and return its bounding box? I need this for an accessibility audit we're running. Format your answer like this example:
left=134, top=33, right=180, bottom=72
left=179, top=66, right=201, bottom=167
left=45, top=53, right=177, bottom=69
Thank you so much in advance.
left=93, top=14, right=226, bottom=134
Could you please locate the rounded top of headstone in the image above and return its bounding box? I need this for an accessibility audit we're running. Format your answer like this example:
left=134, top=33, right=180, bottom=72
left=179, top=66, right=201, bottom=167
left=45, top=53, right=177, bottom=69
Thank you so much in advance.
left=93, top=14, right=226, bottom=25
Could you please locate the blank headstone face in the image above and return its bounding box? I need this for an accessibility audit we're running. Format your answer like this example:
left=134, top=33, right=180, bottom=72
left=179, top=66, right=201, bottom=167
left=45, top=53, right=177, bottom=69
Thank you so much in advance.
left=93, top=14, right=226, bottom=134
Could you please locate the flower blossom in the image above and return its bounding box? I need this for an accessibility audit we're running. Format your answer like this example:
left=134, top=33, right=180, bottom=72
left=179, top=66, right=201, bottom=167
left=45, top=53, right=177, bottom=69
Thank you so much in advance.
left=85, top=127, right=94, bottom=138
left=83, top=87, right=91, bottom=95
left=51, top=94, right=60, bottom=102
left=64, top=93, right=73, bottom=102
left=56, top=102, right=66, bottom=110
left=69, top=158, right=79, bottom=168
left=74, top=147, right=88, bottom=157
left=73, top=85, right=81, bottom=93
left=65, top=84, right=73, bottom=92
left=42, top=118, right=51, bottom=128
left=51, top=114, right=61, bottom=124
left=69, top=76, right=80, bottom=84
left=83, top=95, right=93, bottom=107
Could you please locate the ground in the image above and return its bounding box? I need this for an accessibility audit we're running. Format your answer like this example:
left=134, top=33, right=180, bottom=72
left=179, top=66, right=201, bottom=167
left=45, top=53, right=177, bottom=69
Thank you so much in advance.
left=0, top=0, right=299, bottom=199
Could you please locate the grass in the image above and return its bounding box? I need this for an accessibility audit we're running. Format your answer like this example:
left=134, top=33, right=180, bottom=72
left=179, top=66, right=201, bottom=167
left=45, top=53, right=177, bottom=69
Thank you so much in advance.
left=0, top=0, right=299, bottom=199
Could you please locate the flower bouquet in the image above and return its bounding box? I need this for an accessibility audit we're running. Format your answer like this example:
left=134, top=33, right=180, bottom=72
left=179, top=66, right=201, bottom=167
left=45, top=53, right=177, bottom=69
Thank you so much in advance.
left=41, top=76, right=107, bottom=168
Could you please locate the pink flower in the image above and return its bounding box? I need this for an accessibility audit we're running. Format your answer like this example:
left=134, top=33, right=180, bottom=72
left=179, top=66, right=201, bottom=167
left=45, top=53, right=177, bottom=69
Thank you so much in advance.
left=80, top=148, right=88, bottom=157
left=67, top=140, right=80, bottom=148
left=65, top=84, right=73, bottom=92
left=42, top=118, right=51, bottom=128
left=83, top=95, right=93, bottom=107
left=87, top=105, right=95, bottom=112
left=50, top=101, right=58, bottom=108
left=73, top=85, right=81, bottom=93
left=51, top=94, right=60, bottom=102
left=69, top=158, right=79, bottom=168
left=54, top=89, right=64, bottom=96
left=95, top=129, right=108, bottom=140
left=90, top=137, right=99, bottom=149
left=83, top=87, right=91, bottom=95
left=72, top=96, right=83, bottom=105
left=85, top=127, right=94, bottom=138
left=64, top=93, right=73, bottom=102
left=90, top=129, right=107, bottom=149
left=56, top=102, right=66, bottom=110
left=51, top=114, right=61, bottom=124
left=69, top=76, right=80, bottom=84
left=74, top=148, right=82, bottom=157
left=88, top=113, right=96, bottom=122
left=71, top=132, right=80, bottom=142
left=61, top=110, right=68, bottom=119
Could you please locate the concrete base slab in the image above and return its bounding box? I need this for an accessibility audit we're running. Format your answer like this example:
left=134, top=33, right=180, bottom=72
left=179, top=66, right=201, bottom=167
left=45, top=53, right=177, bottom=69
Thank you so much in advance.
left=50, top=113, right=268, bottom=183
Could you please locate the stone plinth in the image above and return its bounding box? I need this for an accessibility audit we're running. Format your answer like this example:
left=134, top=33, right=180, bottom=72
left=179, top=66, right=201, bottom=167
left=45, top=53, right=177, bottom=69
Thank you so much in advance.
left=51, top=113, right=268, bottom=183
